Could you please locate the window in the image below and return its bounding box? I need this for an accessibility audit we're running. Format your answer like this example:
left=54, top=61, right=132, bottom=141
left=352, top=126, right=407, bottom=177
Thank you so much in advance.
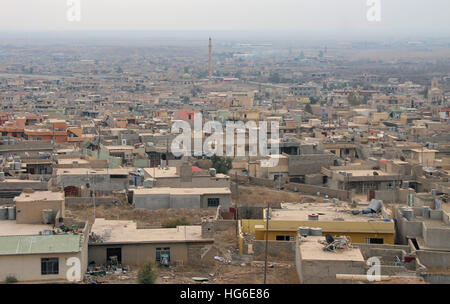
left=156, top=247, right=170, bottom=263
left=41, top=258, right=59, bottom=275
left=276, top=235, right=293, bottom=241
left=207, top=198, right=220, bottom=207
left=366, top=238, right=384, bottom=244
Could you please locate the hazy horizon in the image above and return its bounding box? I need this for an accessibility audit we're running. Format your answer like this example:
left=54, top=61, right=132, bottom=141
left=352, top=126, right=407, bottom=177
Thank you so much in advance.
left=0, top=0, right=449, bottom=39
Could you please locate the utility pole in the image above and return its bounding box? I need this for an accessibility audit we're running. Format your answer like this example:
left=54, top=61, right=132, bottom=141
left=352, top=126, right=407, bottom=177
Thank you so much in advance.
left=92, top=172, right=96, bottom=219
left=235, top=171, right=239, bottom=236
left=263, top=200, right=270, bottom=284
left=208, top=38, right=213, bottom=81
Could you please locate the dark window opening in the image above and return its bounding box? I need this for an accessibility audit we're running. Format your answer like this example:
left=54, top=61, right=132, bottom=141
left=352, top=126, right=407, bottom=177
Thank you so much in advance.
left=411, top=238, right=420, bottom=250
left=41, top=258, right=59, bottom=275
left=156, top=247, right=170, bottom=263
left=207, top=198, right=220, bottom=207
left=367, top=238, right=384, bottom=244
left=106, top=248, right=122, bottom=264
left=276, top=235, right=292, bottom=241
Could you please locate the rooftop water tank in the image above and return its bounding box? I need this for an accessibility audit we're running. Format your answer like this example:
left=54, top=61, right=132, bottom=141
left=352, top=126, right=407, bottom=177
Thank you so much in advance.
left=104, top=229, right=112, bottom=237
left=423, top=206, right=430, bottom=219
left=0, top=207, right=8, bottom=220
left=209, top=168, right=217, bottom=177
left=298, top=227, right=310, bottom=237
left=7, top=206, right=16, bottom=220
left=308, top=214, right=319, bottom=221
left=402, top=208, right=414, bottom=221
left=369, top=199, right=383, bottom=213
left=309, top=227, right=323, bottom=236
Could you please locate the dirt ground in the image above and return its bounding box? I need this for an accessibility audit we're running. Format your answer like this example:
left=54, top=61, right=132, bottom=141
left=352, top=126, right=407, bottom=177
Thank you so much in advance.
left=82, top=226, right=299, bottom=285
left=67, top=202, right=216, bottom=226
left=232, top=184, right=321, bottom=208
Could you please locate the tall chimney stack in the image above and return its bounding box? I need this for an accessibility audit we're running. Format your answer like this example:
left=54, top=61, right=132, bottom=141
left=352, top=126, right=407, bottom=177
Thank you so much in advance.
left=208, top=37, right=212, bottom=80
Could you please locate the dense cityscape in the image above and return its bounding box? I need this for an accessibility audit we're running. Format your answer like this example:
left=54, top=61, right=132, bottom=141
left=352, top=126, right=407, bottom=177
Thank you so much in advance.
left=0, top=0, right=449, bottom=291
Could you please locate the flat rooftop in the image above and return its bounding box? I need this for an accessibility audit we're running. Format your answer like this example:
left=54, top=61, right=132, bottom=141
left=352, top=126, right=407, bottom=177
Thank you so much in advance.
left=57, top=158, right=89, bottom=165
left=56, top=168, right=130, bottom=175
left=0, top=234, right=82, bottom=255
left=90, top=218, right=211, bottom=244
left=103, top=145, right=134, bottom=150
left=144, top=167, right=178, bottom=178
left=335, top=170, right=393, bottom=177
left=272, top=202, right=390, bottom=223
left=133, top=187, right=231, bottom=196
left=14, top=190, right=64, bottom=203
left=0, top=220, right=53, bottom=236
left=299, top=236, right=365, bottom=262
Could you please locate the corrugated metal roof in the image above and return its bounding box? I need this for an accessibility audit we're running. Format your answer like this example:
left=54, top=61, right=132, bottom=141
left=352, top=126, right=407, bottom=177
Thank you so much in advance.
left=0, top=234, right=82, bottom=255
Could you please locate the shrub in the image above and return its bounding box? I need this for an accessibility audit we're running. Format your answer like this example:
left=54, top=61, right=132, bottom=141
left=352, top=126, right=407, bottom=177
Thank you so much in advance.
left=5, top=275, right=18, bottom=284
left=162, top=216, right=189, bottom=228
left=137, top=260, right=158, bottom=284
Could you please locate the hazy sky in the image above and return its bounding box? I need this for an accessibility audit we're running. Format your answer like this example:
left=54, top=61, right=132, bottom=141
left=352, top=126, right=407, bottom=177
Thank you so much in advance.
left=0, top=0, right=449, bottom=36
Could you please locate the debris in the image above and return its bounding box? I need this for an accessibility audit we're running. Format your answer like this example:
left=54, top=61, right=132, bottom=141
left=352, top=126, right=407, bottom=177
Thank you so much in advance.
left=214, top=256, right=225, bottom=262
left=192, top=277, right=209, bottom=282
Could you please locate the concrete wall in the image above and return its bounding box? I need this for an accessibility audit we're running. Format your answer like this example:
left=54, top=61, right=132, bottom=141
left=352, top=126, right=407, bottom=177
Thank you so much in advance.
left=154, top=176, right=230, bottom=189
left=88, top=242, right=212, bottom=266
left=375, top=188, right=414, bottom=204
left=288, top=154, right=335, bottom=176
left=0, top=252, right=83, bottom=282
left=171, top=194, right=200, bottom=209
left=416, top=250, right=450, bottom=268
left=57, top=173, right=128, bottom=192
left=134, top=193, right=170, bottom=210
left=235, top=174, right=350, bottom=200
left=133, top=192, right=231, bottom=210
left=252, top=240, right=296, bottom=261
left=15, top=199, right=64, bottom=224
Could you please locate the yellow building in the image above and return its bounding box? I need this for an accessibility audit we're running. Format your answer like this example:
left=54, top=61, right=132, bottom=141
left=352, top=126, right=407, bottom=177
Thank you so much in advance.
left=243, top=202, right=395, bottom=245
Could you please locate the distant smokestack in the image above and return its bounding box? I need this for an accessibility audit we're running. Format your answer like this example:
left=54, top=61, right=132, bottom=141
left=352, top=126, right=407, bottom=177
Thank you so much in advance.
left=208, top=37, right=212, bottom=80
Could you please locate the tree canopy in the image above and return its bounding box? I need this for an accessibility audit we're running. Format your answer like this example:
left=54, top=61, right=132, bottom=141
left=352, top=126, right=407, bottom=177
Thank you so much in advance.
left=211, top=155, right=233, bottom=174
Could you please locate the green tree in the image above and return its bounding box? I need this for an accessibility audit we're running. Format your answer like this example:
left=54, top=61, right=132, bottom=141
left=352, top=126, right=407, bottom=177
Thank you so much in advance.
left=137, top=260, right=158, bottom=284
left=347, top=92, right=361, bottom=106
left=211, top=155, right=232, bottom=174
left=268, top=72, right=281, bottom=83
left=309, top=96, right=318, bottom=104
left=304, top=104, right=313, bottom=114
left=162, top=216, right=190, bottom=228
left=422, top=87, right=429, bottom=99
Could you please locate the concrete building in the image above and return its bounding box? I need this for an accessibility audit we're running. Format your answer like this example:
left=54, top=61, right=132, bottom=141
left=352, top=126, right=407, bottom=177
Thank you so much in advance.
left=132, top=187, right=232, bottom=210
left=289, top=83, right=320, bottom=98
left=326, top=168, right=404, bottom=195
left=88, top=218, right=214, bottom=266
left=395, top=206, right=450, bottom=251
left=0, top=193, right=89, bottom=283
left=55, top=168, right=130, bottom=196
left=295, top=236, right=366, bottom=284
left=14, top=190, right=65, bottom=224
left=142, top=162, right=230, bottom=188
